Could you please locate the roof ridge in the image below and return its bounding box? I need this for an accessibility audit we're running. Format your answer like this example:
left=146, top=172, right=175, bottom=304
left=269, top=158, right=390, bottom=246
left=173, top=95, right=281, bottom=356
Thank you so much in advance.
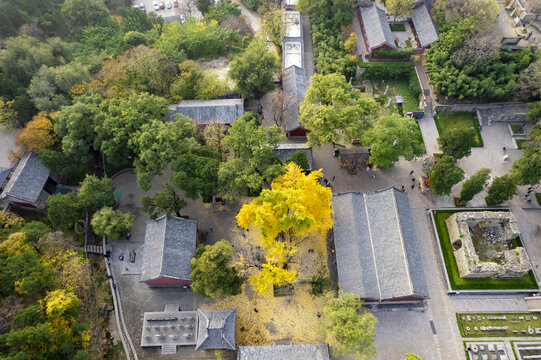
left=362, top=193, right=382, bottom=301
left=390, top=191, right=414, bottom=295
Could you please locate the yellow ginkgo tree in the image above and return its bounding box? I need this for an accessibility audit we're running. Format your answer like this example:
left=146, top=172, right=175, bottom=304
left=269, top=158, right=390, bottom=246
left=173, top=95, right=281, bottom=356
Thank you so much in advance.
left=237, top=162, right=333, bottom=294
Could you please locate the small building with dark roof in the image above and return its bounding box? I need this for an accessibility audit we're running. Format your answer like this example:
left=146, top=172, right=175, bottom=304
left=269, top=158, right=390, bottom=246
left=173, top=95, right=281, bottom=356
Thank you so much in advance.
left=274, top=143, right=313, bottom=171
left=238, top=344, right=330, bottom=360
left=331, top=187, right=428, bottom=304
left=195, top=309, right=236, bottom=351
left=166, top=99, right=244, bottom=125
left=357, top=4, right=396, bottom=58
left=410, top=3, right=439, bottom=48
left=282, top=66, right=308, bottom=138
left=141, top=215, right=197, bottom=287
left=140, top=305, right=236, bottom=355
left=0, top=152, right=57, bottom=210
left=338, top=147, right=371, bottom=172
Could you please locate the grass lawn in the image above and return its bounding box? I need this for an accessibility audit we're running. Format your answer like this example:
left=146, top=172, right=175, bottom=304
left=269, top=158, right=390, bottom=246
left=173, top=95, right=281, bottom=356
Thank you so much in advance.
left=511, top=124, right=525, bottom=135
left=376, top=78, right=421, bottom=113
left=434, top=112, right=484, bottom=147
left=516, top=139, right=527, bottom=149
left=457, top=313, right=541, bottom=337
left=536, top=193, right=541, bottom=205
left=390, top=23, right=406, bottom=31
left=432, top=209, right=538, bottom=290
left=405, top=39, right=412, bottom=48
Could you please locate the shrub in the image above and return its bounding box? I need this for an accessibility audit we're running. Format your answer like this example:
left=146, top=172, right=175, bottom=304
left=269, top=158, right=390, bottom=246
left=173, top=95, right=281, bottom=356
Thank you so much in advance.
left=359, top=61, right=415, bottom=80
left=372, top=48, right=413, bottom=59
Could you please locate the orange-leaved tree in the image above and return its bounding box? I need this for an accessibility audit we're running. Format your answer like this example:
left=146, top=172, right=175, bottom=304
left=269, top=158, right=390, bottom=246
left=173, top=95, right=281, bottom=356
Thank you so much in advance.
left=15, top=112, right=57, bottom=153
left=236, top=162, right=333, bottom=293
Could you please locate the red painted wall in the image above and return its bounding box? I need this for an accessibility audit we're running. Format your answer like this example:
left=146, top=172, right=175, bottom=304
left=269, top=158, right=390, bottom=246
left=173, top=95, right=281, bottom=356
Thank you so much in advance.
left=145, top=277, right=191, bottom=287
left=288, top=127, right=307, bottom=137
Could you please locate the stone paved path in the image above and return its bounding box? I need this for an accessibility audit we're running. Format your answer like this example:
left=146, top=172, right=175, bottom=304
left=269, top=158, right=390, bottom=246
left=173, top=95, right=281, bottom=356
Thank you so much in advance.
left=302, top=13, right=314, bottom=80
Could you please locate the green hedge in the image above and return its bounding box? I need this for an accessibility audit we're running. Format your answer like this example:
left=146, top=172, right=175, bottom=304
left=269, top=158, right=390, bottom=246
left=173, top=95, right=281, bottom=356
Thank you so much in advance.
left=372, top=48, right=413, bottom=59
left=359, top=61, right=414, bottom=80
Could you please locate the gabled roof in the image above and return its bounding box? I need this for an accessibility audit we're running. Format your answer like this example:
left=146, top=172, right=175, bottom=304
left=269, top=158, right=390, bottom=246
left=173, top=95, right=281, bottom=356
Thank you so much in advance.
left=0, top=167, right=11, bottom=190
left=166, top=99, right=244, bottom=125
left=282, top=66, right=307, bottom=132
left=0, top=152, right=50, bottom=204
left=141, top=215, right=197, bottom=282
left=238, top=344, right=330, bottom=360
left=331, top=187, right=428, bottom=301
left=195, top=309, right=236, bottom=350
left=360, top=5, right=396, bottom=50
left=411, top=4, right=439, bottom=47
left=274, top=143, right=313, bottom=171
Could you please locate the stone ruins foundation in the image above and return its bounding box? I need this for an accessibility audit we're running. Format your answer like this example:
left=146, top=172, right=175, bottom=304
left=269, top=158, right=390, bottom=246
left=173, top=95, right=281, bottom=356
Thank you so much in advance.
left=446, top=211, right=531, bottom=278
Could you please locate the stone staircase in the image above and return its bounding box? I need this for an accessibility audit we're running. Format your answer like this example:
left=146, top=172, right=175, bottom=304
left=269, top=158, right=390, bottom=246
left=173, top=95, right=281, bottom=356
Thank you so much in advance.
left=85, top=245, right=104, bottom=254
left=161, top=344, right=177, bottom=355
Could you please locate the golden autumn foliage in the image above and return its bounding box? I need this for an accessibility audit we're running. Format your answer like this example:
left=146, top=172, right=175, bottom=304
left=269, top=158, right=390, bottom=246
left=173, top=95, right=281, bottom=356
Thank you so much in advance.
left=0, top=210, right=25, bottom=229
left=42, top=250, right=91, bottom=299
left=42, top=289, right=82, bottom=333
left=0, top=232, right=34, bottom=256
left=236, top=163, right=333, bottom=294
left=237, top=162, right=333, bottom=245
left=15, top=112, right=57, bottom=153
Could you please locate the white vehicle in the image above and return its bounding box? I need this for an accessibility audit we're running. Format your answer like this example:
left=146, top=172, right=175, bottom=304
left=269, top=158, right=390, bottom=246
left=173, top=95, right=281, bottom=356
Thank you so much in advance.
left=166, top=1, right=172, bottom=9
left=153, top=1, right=159, bottom=10
left=139, top=3, right=146, bottom=11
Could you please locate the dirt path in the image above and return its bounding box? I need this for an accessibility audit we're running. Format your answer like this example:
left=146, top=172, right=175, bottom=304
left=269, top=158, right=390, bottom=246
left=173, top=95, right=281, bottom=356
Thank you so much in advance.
left=232, top=0, right=260, bottom=33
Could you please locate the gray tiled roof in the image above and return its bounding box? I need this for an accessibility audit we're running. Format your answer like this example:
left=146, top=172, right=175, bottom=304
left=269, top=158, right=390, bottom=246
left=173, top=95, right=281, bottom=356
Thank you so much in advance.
left=141, top=215, right=197, bottom=282
left=195, top=309, right=236, bottom=350
left=238, top=344, right=330, bottom=360
left=411, top=4, right=439, bottom=47
left=0, top=152, right=50, bottom=204
left=360, top=5, right=395, bottom=50
left=0, top=167, right=11, bottom=190
left=166, top=99, right=244, bottom=124
left=331, top=188, right=428, bottom=301
left=274, top=143, right=313, bottom=171
left=282, top=66, right=307, bottom=132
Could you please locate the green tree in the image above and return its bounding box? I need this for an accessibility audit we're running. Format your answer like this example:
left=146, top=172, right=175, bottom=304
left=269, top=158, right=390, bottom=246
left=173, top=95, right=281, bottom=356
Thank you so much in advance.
left=386, top=0, right=414, bottom=18
left=0, top=97, right=19, bottom=129
left=61, top=0, right=109, bottom=28
left=15, top=303, right=46, bottom=327
left=190, top=240, right=244, bottom=298
left=94, top=92, right=167, bottom=168
left=197, top=0, right=214, bottom=14
left=428, top=155, right=464, bottom=195
left=218, top=112, right=284, bottom=197
left=131, top=116, right=199, bottom=190
left=22, top=221, right=51, bottom=245
left=300, top=73, right=378, bottom=148
left=486, top=174, right=516, bottom=205
left=362, top=114, right=425, bottom=168
left=140, top=184, right=187, bottom=220
left=28, top=63, right=90, bottom=112
left=46, top=193, right=83, bottom=231
left=285, top=151, right=310, bottom=171
left=229, top=39, right=280, bottom=98
left=123, top=31, right=147, bottom=47
left=459, top=168, right=491, bottom=202
left=78, top=175, right=116, bottom=213
left=437, top=127, right=477, bottom=159
left=321, top=292, right=378, bottom=360
left=511, top=125, right=541, bottom=185
left=0, top=251, right=58, bottom=297
left=172, top=147, right=221, bottom=202
left=91, top=207, right=135, bottom=241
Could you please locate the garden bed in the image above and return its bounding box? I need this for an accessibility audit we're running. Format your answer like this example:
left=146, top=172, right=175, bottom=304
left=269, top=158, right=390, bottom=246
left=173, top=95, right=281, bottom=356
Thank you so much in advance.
left=457, top=313, right=541, bottom=337
left=434, top=112, right=483, bottom=147
left=390, top=23, right=406, bottom=31
left=515, top=139, right=527, bottom=149
left=431, top=209, right=538, bottom=291
left=510, top=124, right=525, bottom=135
left=536, top=193, right=541, bottom=205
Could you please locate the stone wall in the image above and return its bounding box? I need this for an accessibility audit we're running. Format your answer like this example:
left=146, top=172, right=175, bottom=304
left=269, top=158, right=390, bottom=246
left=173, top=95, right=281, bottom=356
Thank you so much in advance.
left=446, top=211, right=531, bottom=279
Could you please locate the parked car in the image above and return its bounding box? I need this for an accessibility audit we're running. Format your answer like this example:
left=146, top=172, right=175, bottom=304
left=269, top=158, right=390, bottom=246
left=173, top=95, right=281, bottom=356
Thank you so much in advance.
left=173, top=0, right=179, bottom=7
left=153, top=1, right=159, bottom=10
left=166, top=1, right=172, bottom=9
left=139, top=3, right=146, bottom=11
left=159, top=1, right=165, bottom=9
